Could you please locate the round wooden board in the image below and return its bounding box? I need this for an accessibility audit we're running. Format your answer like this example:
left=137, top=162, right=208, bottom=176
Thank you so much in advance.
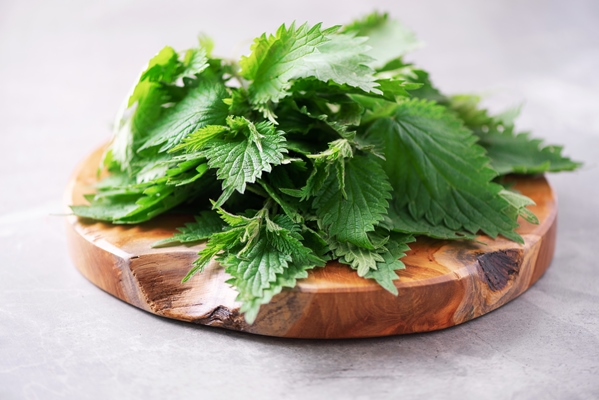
left=65, top=146, right=558, bottom=339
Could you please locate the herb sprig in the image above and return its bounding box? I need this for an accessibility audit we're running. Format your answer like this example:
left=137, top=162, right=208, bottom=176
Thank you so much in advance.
left=72, top=12, right=580, bottom=323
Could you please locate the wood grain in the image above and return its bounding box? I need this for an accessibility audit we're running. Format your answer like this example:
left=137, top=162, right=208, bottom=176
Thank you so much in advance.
left=65, top=146, right=558, bottom=338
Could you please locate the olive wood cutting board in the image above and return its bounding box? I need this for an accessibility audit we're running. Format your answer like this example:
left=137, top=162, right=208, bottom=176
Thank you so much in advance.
left=65, top=146, right=558, bottom=338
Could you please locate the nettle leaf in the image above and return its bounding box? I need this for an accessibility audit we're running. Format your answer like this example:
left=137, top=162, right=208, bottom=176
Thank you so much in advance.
left=224, top=235, right=291, bottom=302
left=152, top=211, right=224, bottom=247
left=312, top=154, right=392, bottom=249
left=71, top=183, right=199, bottom=224
left=187, top=208, right=325, bottom=323
left=240, top=23, right=330, bottom=104
left=342, top=11, right=422, bottom=68
left=380, top=62, right=447, bottom=104
left=140, top=77, right=229, bottom=152
left=129, top=83, right=171, bottom=142
left=329, top=232, right=413, bottom=291
left=71, top=14, right=580, bottom=324
left=73, top=153, right=214, bottom=224
left=135, top=153, right=174, bottom=184
left=285, top=162, right=329, bottom=200
left=375, top=78, right=416, bottom=101
left=226, top=88, right=253, bottom=118
left=139, top=46, right=180, bottom=83
left=108, top=46, right=182, bottom=170
left=330, top=239, right=385, bottom=277
left=240, top=22, right=381, bottom=108
left=237, top=216, right=325, bottom=323
left=301, top=32, right=380, bottom=93
left=449, top=95, right=581, bottom=175
left=480, top=129, right=581, bottom=175
left=172, top=125, right=229, bottom=153
left=259, top=180, right=303, bottom=223
left=240, top=251, right=317, bottom=323
left=183, top=227, right=245, bottom=281
left=363, top=234, right=413, bottom=295
left=365, top=98, right=522, bottom=243
left=199, top=120, right=288, bottom=207
left=500, top=189, right=539, bottom=225
left=180, top=47, right=209, bottom=79
left=386, top=206, right=476, bottom=240
left=284, top=138, right=354, bottom=201
left=130, top=150, right=209, bottom=185
left=108, top=113, right=138, bottom=172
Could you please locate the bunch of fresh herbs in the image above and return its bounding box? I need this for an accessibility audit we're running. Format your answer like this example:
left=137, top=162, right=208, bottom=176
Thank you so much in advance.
left=72, top=12, right=579, bottom=322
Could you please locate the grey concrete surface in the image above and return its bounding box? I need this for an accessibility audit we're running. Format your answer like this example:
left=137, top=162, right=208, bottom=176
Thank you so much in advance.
left=1, top=1, right=598, bottom=399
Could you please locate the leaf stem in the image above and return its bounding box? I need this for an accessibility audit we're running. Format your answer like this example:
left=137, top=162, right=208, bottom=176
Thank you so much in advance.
left=245, top=184, right=268, bottom=198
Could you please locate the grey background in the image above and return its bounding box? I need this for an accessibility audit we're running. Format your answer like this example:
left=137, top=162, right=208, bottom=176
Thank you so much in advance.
left=1, top=0, right=598, bottom=399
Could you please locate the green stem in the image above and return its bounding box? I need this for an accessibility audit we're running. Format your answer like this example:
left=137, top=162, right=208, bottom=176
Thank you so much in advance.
left=246, top=184, right=268, bottom=198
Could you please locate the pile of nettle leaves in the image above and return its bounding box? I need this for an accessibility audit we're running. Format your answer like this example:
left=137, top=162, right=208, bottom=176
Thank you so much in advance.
left=72, top=13, right=579, bottom=322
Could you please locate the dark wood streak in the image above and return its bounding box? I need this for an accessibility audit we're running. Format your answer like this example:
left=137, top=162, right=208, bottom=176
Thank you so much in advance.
left=193, top=306, right=246, bottom=331
left=477, top=249, right=523, bottom=291
left=130, top=254, right=196, bottom=313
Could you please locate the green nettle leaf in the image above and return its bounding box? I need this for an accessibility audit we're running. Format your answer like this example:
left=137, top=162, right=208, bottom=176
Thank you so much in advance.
left=180, top=47, right=209, bottom=79
left=180, top=207, right=325, bottom=323
left=500, top=189, right=540, bottom=225
left=199, top=120, right=288, bottom=207
left=375, top=78, right=418, bottom=101
left=108, top=113, right=137, bottom=171
left=140, top=78, right=230, bottom=152
left=71, top=182, right=199, bottom=224
left=239, top=254, right=315, bottom=323
left=139, top=46, right=180, bottom=83
left=449, top=95, right=581, bottom=175
left=71, top=13, right=580, bottom=323
left=329, top=232, right=413, bottom=289
left=231, top=216, right=325, bottom=323
left=365, top=98, right=522, bottom=243
left=172, top=125, right=229, bottom=153
left=364, top=233, right=414, bottom=295
left=135, top=153, right=172, bottom=183
left=152, top=211, right=224, bottom=247
left=330, top=239, right=385, bottom=277
left=381, top=63, right=447, bottom=104
left=240, top=22, right=381, bottom=108
left=313, top=154, right=392, bottom=249
left=224, top=235, right=291, bottom=302
left=342, top=11, right=422, bottom=68
left=128, top=84, right=170, bottom=143
left=259, top=180, right=303, bottom=223
left=107, top=46, right=183, bottom=170
left=301, top=32, right=380, bottom=92
left=183, top=227, right=245, bottom=281
left=480, top=129, right=581, bottom=175
left=386, top=206, right=476, bottom=240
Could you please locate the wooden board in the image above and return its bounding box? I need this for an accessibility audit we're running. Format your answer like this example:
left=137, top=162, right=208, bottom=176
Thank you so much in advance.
left=65, top=146, right=558, bottom=339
